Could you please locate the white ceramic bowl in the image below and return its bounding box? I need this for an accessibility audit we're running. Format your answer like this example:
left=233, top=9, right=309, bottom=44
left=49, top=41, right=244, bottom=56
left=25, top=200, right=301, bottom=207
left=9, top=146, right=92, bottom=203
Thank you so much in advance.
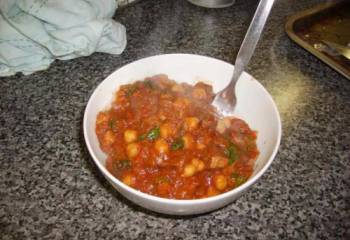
left=83, top=54, right=281, bottom=215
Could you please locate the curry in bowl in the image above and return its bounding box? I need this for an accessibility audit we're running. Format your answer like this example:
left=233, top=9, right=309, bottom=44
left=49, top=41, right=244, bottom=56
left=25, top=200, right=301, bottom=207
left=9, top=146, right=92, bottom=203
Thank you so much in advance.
left=96, top=74, right=259, bottom=199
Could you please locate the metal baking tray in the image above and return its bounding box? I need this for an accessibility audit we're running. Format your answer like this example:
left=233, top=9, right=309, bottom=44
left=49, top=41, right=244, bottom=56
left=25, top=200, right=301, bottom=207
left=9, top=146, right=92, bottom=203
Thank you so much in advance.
left=285, top=1, right=350, bottom=80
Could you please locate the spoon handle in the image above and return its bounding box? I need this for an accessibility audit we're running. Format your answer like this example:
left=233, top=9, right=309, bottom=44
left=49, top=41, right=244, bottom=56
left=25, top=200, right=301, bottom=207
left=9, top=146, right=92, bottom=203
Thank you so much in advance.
left=227, top=0, right=275, bottom=91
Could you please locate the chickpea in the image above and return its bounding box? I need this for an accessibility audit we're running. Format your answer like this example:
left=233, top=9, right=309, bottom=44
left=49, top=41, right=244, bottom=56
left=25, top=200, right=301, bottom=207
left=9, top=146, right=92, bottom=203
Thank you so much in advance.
left=191, top=158, right=200, bottom=167
left=173, top=98, right=190, bottom=109
left=160, top=93, right=172, bottom=100
left=214, top=175, right=228, bottom=191
left=155, top=138, right=169, bottom=154
left=210, top=156, right=229, bottom=169
left=159, top=114, right=167, bottom=121
left=103, top=131, right=115, bottom=145
left=122, top=173, right=135, bottom=186
left=182, top=134, right=194, bottom=149
left=184, top=117, right=200, bottom=131
left=126, top=143, right=140, bottom=158
left=197, top=160, right=205, bottom=171
left=192, top=87, right=207, bottom=99
left=207, top=186, right=219, bottom=197
left=171, top=84, right=185, bottom=93
left=124, top=129, right=138, bottom=143
left=192, top=158, right=205, bottom=172
left=183, top=164, right=196, bottom=177
left=160, top=123, right=172, bottom=138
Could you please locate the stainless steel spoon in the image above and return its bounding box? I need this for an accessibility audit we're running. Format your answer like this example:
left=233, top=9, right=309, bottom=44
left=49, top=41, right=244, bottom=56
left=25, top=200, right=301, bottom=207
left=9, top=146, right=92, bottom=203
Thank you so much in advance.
left=212, top=0, right=275, bottom=116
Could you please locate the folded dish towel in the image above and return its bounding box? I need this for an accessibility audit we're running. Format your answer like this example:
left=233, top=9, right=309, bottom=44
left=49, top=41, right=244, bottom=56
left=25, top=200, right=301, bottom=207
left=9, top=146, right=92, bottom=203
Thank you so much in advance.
left=0, top=0, right=127, bottom=76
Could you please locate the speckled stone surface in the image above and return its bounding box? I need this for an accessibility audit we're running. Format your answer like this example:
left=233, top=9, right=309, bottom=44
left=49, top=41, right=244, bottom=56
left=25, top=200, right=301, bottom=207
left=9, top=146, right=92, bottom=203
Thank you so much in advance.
left=1, top=0, right=349, bottom=239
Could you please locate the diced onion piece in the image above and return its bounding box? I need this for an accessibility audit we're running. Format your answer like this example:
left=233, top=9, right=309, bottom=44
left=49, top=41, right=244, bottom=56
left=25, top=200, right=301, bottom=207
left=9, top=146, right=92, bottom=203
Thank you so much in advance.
left=210, top=156, right=228, bottom=168
left=216, top=117, right=231, bottom=134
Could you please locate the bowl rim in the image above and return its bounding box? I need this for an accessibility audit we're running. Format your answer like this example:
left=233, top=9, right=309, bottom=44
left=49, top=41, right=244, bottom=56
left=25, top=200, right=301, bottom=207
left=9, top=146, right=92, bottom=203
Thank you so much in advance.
left=83, top=53, right=282, bottom=205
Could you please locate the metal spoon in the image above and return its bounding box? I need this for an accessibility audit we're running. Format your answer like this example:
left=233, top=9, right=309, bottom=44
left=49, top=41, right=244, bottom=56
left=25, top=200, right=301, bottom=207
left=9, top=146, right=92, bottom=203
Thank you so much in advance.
left=212, top=0, right=275, bottom=116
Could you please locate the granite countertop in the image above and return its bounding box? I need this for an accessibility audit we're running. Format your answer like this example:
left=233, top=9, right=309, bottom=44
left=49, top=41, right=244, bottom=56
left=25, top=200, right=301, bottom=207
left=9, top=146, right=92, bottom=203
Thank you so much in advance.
left=1, top=0, right=349, bottom=239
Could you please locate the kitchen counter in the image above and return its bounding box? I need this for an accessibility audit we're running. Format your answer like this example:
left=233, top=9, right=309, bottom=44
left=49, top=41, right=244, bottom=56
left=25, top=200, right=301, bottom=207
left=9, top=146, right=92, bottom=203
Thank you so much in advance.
left=1, top=0, right=349, bottom=239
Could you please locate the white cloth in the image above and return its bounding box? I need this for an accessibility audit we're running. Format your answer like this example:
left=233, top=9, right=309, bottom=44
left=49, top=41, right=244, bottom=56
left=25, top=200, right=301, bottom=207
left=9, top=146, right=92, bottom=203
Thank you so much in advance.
left=0, top=0, right=127, bottom=76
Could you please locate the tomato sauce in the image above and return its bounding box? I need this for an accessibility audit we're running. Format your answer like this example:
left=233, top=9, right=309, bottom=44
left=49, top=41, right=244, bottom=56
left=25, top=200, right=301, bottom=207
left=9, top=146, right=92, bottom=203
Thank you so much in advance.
left=96, top=74, right=259, bottom=199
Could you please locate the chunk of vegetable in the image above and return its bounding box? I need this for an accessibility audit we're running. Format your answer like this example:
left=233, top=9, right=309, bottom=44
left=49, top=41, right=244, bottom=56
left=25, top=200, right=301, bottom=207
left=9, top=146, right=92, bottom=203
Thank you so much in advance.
left=171, top=138, right=184, bottom=151
left=108, top=120, right=116, bottom=130
left=182, top=134, right=194, bottom=149
left=214, top=175, right=227, bottom=191
left=96, top=112, right=108, bottom=124
left=210, top=156, right=228, bottom=169
left=173, top=98, right=190, bottom=109
left=124, top=129, right=138, bottom=143
left=139, top=134, right=146, bottom=141
left=231, top=173, right=247, bottom=187
left=224, top=144, right=238, bottom=165
left=147, top=127, right=160, bottom=141
left=122, top=173, right=135, bottom=186
left=192, top=87, right=207, bottom=99
left=103, top=131, right=115, bottom=145
left=116, top=159, right=131, bottom=170
left=207, top=186, right=219, bottom=197
left=125, top=85, right=138, bottom=96
left=155, top=138, right=169, bottom=154
left=144, top=80, right=154, bottom=89
left=160, top=123, right=172, bottom=138
left=184, top=117, right=200, bottom=131
left=192, top=158, right=205, bottom=171
left=183, top=164, right=196, bottom=177
left=127, top=143, right=140, bottom=158
left=216, top=118, right=231, bottom=134
left=171, top=84, right=185, bottom=93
